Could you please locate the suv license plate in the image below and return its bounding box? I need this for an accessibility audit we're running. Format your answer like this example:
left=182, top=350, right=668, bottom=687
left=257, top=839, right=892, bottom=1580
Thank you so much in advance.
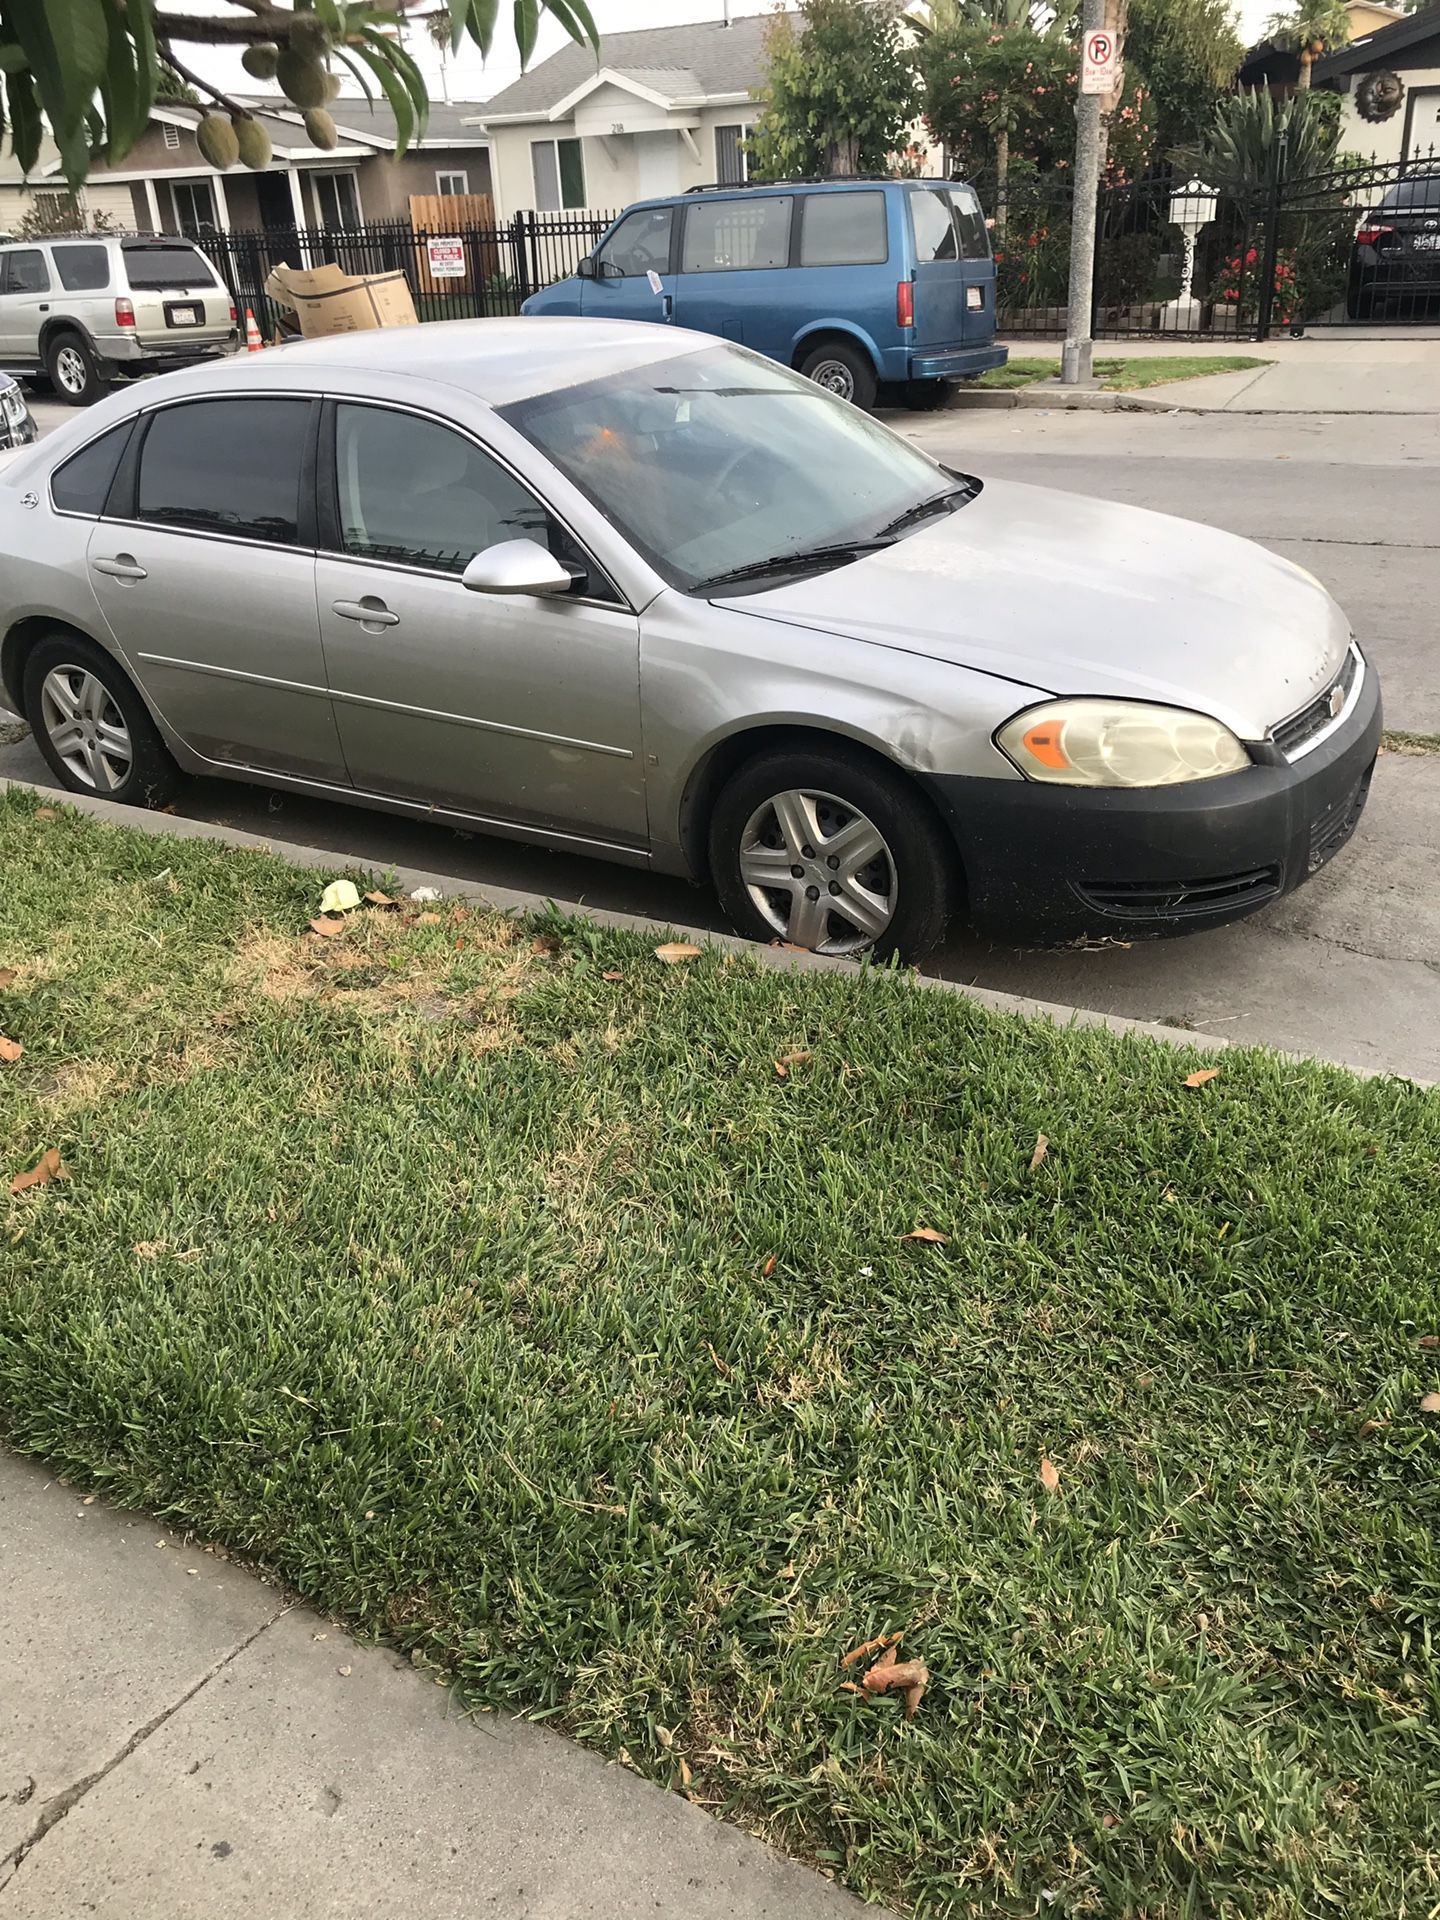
left=170, top=304, right=201, bottom=325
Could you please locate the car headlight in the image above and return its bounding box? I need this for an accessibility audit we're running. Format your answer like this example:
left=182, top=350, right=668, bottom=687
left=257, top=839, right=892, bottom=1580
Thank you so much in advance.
left=996, top=700, right=1251, bottom=788
left=2, top=389, right=26, bottom=424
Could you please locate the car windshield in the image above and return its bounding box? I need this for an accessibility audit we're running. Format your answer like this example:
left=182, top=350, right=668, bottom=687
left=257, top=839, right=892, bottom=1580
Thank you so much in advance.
left=498, top=344, right=966, bottom=593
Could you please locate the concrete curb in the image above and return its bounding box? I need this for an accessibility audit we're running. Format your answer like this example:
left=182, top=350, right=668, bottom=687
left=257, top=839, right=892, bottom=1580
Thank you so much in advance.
left=1, top=774, right=1234, bottom=1059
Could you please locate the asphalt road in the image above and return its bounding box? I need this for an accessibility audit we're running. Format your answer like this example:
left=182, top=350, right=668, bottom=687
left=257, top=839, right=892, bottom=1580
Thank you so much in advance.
left=4, top=398, right=1437, bottom=1080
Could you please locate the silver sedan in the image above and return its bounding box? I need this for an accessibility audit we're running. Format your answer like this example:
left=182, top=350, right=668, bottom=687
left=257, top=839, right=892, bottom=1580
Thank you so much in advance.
left=0, top=318, right=1378, bottom=957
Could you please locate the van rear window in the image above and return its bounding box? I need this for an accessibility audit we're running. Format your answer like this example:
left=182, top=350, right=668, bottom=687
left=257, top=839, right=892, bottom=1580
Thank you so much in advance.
left=121, top=242, right=216, bottom=290
left=800, top=190, right=888, bottom=267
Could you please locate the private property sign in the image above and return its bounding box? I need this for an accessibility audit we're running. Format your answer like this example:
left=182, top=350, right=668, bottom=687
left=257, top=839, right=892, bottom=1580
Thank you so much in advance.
left=425, top=237, right=465, bottom=280
left=1080, top=28, right=1119, bottom=95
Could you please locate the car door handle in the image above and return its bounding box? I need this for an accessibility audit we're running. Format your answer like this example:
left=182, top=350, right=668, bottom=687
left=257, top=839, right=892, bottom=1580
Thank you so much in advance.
left=37, top=303, right=48, bottom=313
left=332, top=597, right=399, bottom=627
left=91, top=555, right=147, bottom=581
left=662, top=293, right=673, bottom=319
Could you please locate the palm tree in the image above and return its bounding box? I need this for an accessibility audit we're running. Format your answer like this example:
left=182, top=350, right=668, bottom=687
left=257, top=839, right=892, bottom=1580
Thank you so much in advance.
left=423, top=9, right=454, bottom=104
left=1265, top=0, right=1351, bottom=90
left=1187, top=86, right=1340, bottom=196
left=909, top=0, right=1051, bottom=35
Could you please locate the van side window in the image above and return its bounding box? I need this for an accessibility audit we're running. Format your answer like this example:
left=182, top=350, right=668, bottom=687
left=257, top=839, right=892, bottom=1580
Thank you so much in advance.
left=682, top=196, right=791, bottom=273
left=2, top=249, right=50, bottom=294
left=949, top=187, right=991, bottom=261
left=598, top=207, right=674, bottom=278
left=799, top=191, right=888, bottom=267
left=910, top=190, right=958, bottom=263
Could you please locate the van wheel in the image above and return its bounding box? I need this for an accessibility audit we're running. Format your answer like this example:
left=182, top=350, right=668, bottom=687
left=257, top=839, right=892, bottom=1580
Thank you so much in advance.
left=46, top=330, right=109, bottom=406
left=22, top=631, right=182, bottom=807
left=798, top=340, right=877, bottom=410
left=709, top=744, right=955, bottom=963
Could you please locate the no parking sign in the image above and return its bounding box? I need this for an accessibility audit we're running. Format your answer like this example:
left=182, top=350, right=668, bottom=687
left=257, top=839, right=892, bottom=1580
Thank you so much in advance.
left=1081, top=28, right=1119, bottom=95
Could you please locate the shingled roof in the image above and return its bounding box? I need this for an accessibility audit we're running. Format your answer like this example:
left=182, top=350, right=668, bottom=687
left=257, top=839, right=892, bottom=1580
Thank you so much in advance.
left=477, top=13, right=781, bottom=122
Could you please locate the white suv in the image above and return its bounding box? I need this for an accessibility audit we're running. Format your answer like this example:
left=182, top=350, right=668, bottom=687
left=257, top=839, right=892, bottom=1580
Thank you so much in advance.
left=0, top=234, right=238, bottom=405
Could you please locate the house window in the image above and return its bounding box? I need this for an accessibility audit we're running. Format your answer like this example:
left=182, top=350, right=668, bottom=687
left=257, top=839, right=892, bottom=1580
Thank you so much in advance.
left=436, top=170, right=469, bottom=197
left=714, top=124, right=749, bottom=187
left=163, top=122, right=181, bottom=151
left=311, top=171, right=362, bottom=229
left=531, top=138, right=586, bottom=212
left=169, top=178, right=218, bottom=237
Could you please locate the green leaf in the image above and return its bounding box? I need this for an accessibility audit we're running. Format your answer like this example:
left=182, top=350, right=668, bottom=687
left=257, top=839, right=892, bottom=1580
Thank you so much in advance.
left=465, top=0, right=500, bottom=57
left=513, top=0, right=539, bottom=69
left=5, top=0, right=65, bottom=136
left=374, top=27, right=430, bottom=141
left=0, top=45, right=29, bottom=74
left=313, top=0, right=344, bottom=36
left=98, top=0, right=142, bottom=159
left=332, top=45, right=375, bottom=107
left=40, top=0, right=109, bottom=139
left=4, top=66, right=42, bottom=174
left=127, top=0, right=156, bottom=133
left=541, top=0, right=599, bottom=57
left=351, top=38, right=413, bottom=154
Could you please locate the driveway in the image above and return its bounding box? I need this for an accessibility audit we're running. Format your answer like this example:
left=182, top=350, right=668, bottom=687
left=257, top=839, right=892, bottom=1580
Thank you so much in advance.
left=5, top=395, right=1438, bottom=1081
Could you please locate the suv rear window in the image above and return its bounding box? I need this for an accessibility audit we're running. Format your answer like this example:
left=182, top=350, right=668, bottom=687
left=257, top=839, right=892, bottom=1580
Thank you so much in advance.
left=799, top=190, right=888, bottom=267
left=52, top=243, right=111, bottom=292
left=120, top=242, right=216, bottom=290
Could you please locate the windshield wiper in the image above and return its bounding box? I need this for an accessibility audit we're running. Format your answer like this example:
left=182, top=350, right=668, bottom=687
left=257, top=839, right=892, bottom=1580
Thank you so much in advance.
left=691, top=538, right=892, bottom=594
left=877, top=484, right=974, bottom=540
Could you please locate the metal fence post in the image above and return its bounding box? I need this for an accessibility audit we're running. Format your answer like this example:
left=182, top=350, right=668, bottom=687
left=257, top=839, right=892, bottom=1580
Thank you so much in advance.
left=510, top=214, right=532, bottom=302
left=1256, top=125, right=1289, bottom=343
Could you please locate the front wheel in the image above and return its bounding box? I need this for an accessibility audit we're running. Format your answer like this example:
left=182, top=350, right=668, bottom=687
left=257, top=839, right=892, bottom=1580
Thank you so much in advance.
left=22, top=632, right=182, bottom=807
left=797, top=340, right=878, bottom=410
left=709, top=745, right=956, bottom=963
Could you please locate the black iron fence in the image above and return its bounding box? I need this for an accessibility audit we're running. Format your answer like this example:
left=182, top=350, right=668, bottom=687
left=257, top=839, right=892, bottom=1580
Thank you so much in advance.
left=969, top=148, right=1439, bottom=341
left=198, top=209, right=618, bottom=340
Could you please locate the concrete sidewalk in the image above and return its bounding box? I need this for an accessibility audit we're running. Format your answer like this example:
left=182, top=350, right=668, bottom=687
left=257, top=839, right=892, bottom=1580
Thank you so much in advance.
left=0, top=1452, right=873, bottom=1918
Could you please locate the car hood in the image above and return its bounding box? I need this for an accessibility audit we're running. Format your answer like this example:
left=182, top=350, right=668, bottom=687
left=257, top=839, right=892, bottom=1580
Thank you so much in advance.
left=724, top=477, right=1352, bottom=741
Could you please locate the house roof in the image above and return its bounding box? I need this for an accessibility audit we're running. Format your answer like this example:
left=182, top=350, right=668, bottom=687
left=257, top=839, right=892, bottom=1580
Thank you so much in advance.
left=476, top=13, right=780, bottom=123
left=1313, top=5, right=1440, bottom=80
left=226, top=95, right=491, bottom=149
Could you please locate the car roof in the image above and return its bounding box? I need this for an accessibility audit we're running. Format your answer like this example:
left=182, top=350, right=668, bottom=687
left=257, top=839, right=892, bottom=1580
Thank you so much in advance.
left=187, top=317, right=721, bottom=408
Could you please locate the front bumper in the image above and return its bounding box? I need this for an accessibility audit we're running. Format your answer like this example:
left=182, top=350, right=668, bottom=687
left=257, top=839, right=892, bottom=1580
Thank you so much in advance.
left=921, top=664, right=1382, bottom=944
left=908, top=343, right=1009, bottom=381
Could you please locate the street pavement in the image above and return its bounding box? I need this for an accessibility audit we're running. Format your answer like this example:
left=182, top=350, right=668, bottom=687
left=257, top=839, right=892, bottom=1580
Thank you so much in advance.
left=4, top=396, right=1437, bottom=1080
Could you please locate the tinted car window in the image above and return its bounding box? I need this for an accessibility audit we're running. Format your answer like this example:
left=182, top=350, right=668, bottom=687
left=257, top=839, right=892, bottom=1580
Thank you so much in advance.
left=50, top=422, right=132, bottom=516
left=333, top=404, right=549, bottom=574
left=137, top=399, right=309, bottom=543
left=949, top=186, right=991, bottom=260
left=799, top=190, right=887, bottom=267
left=3, top=249, right=50, bottom=294
left=121, top=242, right=216, bottom=290
left=682, top=196, right=791, bottom=273
left=910, top=188, right=958, bottom=262
left=598, top=206, right=673, bottom=277
left=52, top=243, right=111, bottom=292
left=1379, top=175, right=1440, bottom=213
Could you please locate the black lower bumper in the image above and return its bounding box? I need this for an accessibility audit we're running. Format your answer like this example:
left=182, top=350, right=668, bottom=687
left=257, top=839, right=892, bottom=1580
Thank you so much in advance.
left=922, top=666, right=1382, bottom=944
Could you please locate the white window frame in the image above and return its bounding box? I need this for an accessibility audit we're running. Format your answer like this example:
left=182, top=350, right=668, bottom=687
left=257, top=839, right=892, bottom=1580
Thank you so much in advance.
left=435, top=169, right=470, bottom=197
left=714, top=123, right=750, bottom=187
left=168, top=177, right=218, bottom=236
left=530, top=137, right=586, bottom=213
left=310, top=169, right=363, bottom=230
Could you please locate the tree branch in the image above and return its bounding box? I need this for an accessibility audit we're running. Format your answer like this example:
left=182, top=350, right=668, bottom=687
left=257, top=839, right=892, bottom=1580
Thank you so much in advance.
left=155, top=43, right=251, bottom=118
left=153, top=10, right=294, bottom=42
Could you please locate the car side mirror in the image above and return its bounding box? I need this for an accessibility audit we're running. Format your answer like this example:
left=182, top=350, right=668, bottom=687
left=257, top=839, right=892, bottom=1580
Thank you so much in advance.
left=576, top=254, right=595, bottom=279
left=462, top=538, right=576, bottom=598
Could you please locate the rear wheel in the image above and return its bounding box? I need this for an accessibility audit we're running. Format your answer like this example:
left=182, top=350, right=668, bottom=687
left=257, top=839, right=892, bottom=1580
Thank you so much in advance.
left=45, top=329, right=108, bottom=406
left=1346, top=264, right=1376, bottom=321
left=709, top=744, right=955, bottom=963
left=798, top=339, right=877, bottom=411
left=22, top=632, right=182, bottom=807
left=902, top=378, right=950, bottom=411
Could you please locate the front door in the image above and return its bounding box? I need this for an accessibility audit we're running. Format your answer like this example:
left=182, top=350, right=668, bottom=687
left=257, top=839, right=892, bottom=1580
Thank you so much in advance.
left=0, top=247, right=52, bottom=365
left=315, top=400, right=646, bottom=848
left=580, top=205, right=676, bottom=327
left=87, top=395, right=347, bottom=782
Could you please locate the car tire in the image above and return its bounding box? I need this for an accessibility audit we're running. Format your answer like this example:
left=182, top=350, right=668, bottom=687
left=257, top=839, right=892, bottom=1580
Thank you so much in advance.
left=798, top=340, right=878, bottom=410
left=1345, top=273, right=1374, bottom=322
left=45, top=329, right=109, bottom=406
left=709, top=743, right=955, bottom=963
left=22, top=631, right=182, bottom=808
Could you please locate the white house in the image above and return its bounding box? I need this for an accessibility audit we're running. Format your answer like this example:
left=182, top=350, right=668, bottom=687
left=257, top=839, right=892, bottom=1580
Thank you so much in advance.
left=1315, top=4, right=1440, bottom=165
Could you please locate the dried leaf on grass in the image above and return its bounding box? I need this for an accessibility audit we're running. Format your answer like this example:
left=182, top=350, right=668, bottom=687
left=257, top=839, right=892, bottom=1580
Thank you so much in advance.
left=775, top=1049, right=812, bottom=1076
left=1421, top=1392, right=1440, bottom=1414
left=602, top=970, right=625, bottom=982
left=902, top=1226, right=947, bottom=1244
left=0, top=968, right=16, bottom=990
left=1029, top=1132, right=1049, bottom=1170
left=364, top=890, right=399, bottom=909
left=761, top=1254, right=777, bottom=1278
left=9, top=1148, right=68, bottom=1195
left=308, top=916, right=347, bottom=940
left=416, top=912, right=443, bottom=926
left=1039, top=1456, right=1061, bottom=1493
left=34, top=806, right=58, bottom=821
left=655, top=1725, right=674, bottom=1749
left=654, top=942, right=703, bottom=965
left=1358, top=1418, right=1388, bottom=1437
left=842, top=1631, right=901, bottom=1670
left=0, top=1034, right=22, bottom=1063
left=861, top=1651, right=929, bottom=1720
left=1418, top=1335, right=1439, bottom=1349
left=1183, top=1068, right=1221, bottom=1089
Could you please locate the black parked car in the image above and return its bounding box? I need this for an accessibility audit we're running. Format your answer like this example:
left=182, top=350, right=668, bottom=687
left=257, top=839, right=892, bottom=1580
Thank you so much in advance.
left=1347, top=172, right=1440, bottom=320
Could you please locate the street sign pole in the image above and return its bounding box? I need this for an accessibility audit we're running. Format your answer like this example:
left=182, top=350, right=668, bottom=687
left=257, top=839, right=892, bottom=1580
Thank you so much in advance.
left=1061, top=0, right=1119, bottom=387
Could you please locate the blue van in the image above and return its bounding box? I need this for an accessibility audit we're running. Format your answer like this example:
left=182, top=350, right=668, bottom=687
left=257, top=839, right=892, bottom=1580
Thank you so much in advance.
left=521, top=177, right=1007, bottom=408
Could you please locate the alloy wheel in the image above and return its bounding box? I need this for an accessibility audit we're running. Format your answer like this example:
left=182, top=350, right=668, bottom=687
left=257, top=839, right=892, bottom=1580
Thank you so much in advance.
left=738, top=787, right=897, bottom=954
left=53, top=345, right=88, bottom=396
left=40, top=665, right=132, bottom=792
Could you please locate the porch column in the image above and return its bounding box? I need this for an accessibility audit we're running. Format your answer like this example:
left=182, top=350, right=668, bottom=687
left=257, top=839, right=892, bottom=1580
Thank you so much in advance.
left=143, top=176, right=162, bottom=233
left=211, top=172, right=231, bottom=232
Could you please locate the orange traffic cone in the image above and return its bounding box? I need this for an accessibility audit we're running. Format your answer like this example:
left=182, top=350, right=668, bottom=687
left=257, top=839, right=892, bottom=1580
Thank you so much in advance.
left=244, top=307, right=263, bottom=352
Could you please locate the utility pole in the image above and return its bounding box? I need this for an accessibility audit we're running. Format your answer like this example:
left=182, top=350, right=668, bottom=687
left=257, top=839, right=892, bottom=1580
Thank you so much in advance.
left=1061, top=0, right=1123, bottom=387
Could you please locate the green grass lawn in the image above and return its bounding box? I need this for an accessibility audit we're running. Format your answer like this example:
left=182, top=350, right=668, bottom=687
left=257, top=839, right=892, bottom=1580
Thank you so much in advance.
left=978, top=355, right=1271, bottom=393
left=3, top=788, right=1438, bottom=1917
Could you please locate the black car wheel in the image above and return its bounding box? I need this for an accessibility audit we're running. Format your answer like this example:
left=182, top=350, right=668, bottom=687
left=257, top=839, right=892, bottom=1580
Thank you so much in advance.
left=798, top=340, right=878, bottom=411
left=45, top=330, right=109, bottom=406
left=1345, top=267, right=1375, bottom=322
left=22, top=632, right=182, bottom=807
left=710, top=744, right=955, bottom=962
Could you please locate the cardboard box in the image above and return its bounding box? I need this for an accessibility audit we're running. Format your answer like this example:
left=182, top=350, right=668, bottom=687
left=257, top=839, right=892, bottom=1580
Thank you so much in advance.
left=263, top=261, right=418, bottom=338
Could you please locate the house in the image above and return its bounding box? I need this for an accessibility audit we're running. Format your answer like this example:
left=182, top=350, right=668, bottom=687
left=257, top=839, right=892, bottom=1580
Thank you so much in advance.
left=0, top=99, right=493, bottom=238
left=1315, top=4, right=1440, bottom=165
